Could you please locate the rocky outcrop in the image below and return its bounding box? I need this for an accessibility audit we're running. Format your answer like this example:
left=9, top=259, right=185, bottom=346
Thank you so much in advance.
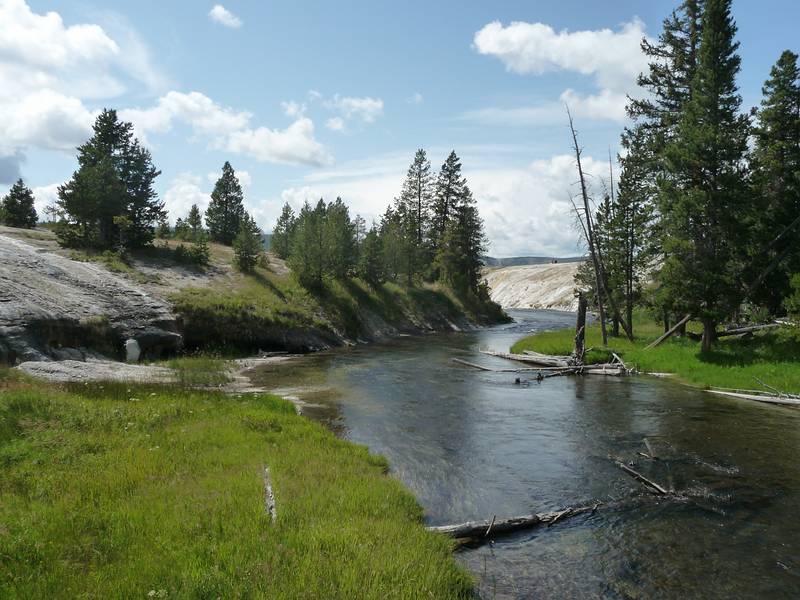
left=484, top=262, right=582, bottom=311
left=0, top=234, right=181, bottom=364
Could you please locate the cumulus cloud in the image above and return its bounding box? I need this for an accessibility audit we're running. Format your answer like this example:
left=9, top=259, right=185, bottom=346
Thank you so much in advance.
left=469, top=19, right=649, bottom=124
left=407, top=92, right=424, bottom=105
left=31, top=182, right=61, bottom=220
left=324, top=94, right=384, bottom=123
left=275, top=150, right=609, bottom=256
left=0, top=0, right=164, bottom=155
left=325, top=117, right=345, bottom=131
left=163, top=173, right=210, bottom=223
left=123, top=91, right=332, bottom=166
left=208, top=5, right=242, bottom=28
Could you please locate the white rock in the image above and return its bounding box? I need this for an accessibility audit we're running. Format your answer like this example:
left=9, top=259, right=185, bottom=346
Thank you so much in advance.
left=125, top=339, right=141, bottom=362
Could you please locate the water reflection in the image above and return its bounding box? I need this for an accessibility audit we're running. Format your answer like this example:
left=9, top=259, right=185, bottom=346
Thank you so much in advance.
left=250, top=310, right=800, bottom=598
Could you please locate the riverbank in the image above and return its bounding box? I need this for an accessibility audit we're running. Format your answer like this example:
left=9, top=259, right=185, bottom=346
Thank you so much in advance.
left=510, top=315, right=800, bottom=394
left=0, top=226, right=506, bottom=362
left=0, top=367, right=472, bottom=598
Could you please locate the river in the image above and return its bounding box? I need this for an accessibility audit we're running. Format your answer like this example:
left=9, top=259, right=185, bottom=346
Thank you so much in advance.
left=248, top=309, right=800, bottom=598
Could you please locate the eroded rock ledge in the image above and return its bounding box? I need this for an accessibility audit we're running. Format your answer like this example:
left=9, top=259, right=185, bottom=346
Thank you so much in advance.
left=0, top=234, right=181, bottom=363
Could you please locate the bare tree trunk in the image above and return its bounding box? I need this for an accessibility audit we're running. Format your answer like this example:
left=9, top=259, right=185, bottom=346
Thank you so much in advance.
left=567, top=107, right=608, bottom=346
left=663, top=307, right=670, bottom=334
left=574, top=293, right=587, bottom=363
left=701, top=318, right=716, bottom=353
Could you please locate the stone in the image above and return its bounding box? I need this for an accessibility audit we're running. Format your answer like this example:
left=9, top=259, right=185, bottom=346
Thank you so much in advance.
left=125, top=339, right=141, bottom=362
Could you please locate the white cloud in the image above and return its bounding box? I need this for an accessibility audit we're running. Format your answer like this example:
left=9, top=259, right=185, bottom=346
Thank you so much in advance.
left=325, top=117, right=345, bottom=131
left=0, top=1, right=165, bottom=155
left=324, top=94, right=384, bottom=123
left=281, top=100, right=306, bottom=118
left=206, top=168, right=251, bottom=189
left=407, top=92, right=424, bottom=105
left=208, top=5, right=242, bottom=28
left=277, top=150, right=610, bottom=256
left=469, top=19, right=649, bottom=125
left=164, top=173, right=210, bottom=223
left=31, top=182, right=61, bottom=220
left=123, top=91, right=332, bottom=166
left=226, top=118, right=332, bottom=166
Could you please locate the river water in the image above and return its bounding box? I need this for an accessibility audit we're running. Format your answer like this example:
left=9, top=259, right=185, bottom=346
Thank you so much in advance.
left=249, top=309, right=800, bottom=598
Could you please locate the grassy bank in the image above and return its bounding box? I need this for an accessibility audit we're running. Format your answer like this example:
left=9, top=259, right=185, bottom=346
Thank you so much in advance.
left=0, top=369, right=472, bottom=598
left=511, top=315, right=800, bottom=394
left=171, top=260, right=507, bottom=353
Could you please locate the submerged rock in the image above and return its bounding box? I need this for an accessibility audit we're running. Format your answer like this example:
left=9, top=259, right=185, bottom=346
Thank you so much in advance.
left=0, top=233, right=182, bottom=364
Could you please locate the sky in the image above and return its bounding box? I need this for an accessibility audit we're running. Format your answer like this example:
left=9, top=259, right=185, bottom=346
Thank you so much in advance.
left=1, top=0, right=798, bottom=257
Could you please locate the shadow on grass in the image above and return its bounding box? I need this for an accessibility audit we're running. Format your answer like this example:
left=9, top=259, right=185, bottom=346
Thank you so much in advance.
left=698, top=330, right=800, bottom=366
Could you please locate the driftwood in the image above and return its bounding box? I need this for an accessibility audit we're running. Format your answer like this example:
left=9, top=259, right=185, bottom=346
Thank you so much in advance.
left=645, top=314, right=693, bottom=349
left=263, top=466, right=277, bottom=523
left=706, top=389, right=800, bottom=407
left=716, top=323, right=782, bottom=338
left=451, top=358, right=578, bottom=373
left=614, top=461, right=669, bottom=495
left=480, top=349, right=572, bottom=367
left=428, top=503, right=600, bottom=542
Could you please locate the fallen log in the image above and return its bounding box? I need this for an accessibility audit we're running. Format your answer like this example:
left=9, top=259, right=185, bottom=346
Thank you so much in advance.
left=451, top=358, right=578, bottom=373
left=451, top=358, right=498, bottom=372
left=428, top=503, right=599, bottom=541
left=645, top=314, right=693, bottom=349
left=614, top=461, right=668, bottom=495
left=480, top=349, right=572, bottom=367
left=706, top=389, right=800, bottom=407
left=716, top=323, right=782, bottom=338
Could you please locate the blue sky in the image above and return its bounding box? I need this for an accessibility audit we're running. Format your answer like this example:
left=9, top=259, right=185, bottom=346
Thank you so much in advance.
left=1, top=0, right=798, bottom=256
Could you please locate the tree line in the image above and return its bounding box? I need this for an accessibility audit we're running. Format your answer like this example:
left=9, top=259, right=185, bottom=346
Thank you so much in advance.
left=271, top=149, right=489, bottom=297
left=22, top=108, right=489, bottom=297
left=574, top=0, right=800, bottom=350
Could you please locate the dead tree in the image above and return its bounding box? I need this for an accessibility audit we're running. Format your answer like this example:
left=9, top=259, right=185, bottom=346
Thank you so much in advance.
left=566, top=107, right=633, bottom=342
left=574, top=292, right=587, bottom=363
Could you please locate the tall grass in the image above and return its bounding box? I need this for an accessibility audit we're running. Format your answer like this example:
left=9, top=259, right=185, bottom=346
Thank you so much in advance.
left=0, top=371, right=472, bottom=598
left=511, top=314, right=800, bottom=394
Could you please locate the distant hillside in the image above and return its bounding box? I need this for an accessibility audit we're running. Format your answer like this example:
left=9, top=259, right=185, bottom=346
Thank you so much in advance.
left=483, top=255, right=585, bottom=268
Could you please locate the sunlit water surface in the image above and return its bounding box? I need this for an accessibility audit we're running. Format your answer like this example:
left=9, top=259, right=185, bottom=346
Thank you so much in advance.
left=249, top=310, right=800, bottom=598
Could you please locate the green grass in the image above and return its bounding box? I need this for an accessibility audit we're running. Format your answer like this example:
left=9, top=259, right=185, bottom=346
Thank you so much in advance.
left=171, top=265, right=507, bottom=353
left=511, top=313, right=800, bottom=394
left=69, top=249, right=162, bottom=284
left=165, top=355, right=232, bottom=386
left=0, top=370, right=472, bottom=598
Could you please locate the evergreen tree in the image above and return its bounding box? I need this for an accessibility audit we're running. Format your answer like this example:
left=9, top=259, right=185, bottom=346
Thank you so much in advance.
left=379, top=206, right=404, bottom=282
left=435, top=191, right=486, bottom=293
left=271, top=202, right=296, bottom=259
left=289, top=200, right=326, bottom=288
left=358, top=225, right=384, bottom=286
left=233, top=213, right=263, bottom=272
left=206, top=161, right=245, bottom=245
left=397, top=149, right=434, bottom=279
left=431, top=151, right=469, bottom=255
left=186, top=204, right=203, bottom=241
left=749, top=50, right=800, bottom=312
left=174, top=217, right=190, bottom=240
left=1, top=179, right=38, bottom=228
left=156, top=216, right=171, bottom=239
left=57, top=109, right=163, bottom=249
left=659, top=0, right=750, bottom=351
left=324, top=197, right=357, bottom=279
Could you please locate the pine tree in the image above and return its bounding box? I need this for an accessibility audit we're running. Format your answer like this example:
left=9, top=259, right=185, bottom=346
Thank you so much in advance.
left=57, top=109, right=162, bottom=249
left=435, top=191, right=486, bottom=293
left=271, top=203, right=296, bottom=259
left=358, top=225, right=384, bottom=286
left=660, top=0, right=750, bottom=351
left=431, top=151, right=469, bottom=255
left=749, top=50, right=800, bottom=312
left=186, top=204, right=203, bottom=241
left=379, top=206, right=404, bottom=282
left=324, top=197, right=357, bottom=279
left=1, top=179, right=38, bottom=228
left=397, top=149, right=434, bottom=279
left=206, top=161, right=245, bottom=245
left=289, top=200, right=326, bottom=288
left=233, top=213, right=263, bottom=272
